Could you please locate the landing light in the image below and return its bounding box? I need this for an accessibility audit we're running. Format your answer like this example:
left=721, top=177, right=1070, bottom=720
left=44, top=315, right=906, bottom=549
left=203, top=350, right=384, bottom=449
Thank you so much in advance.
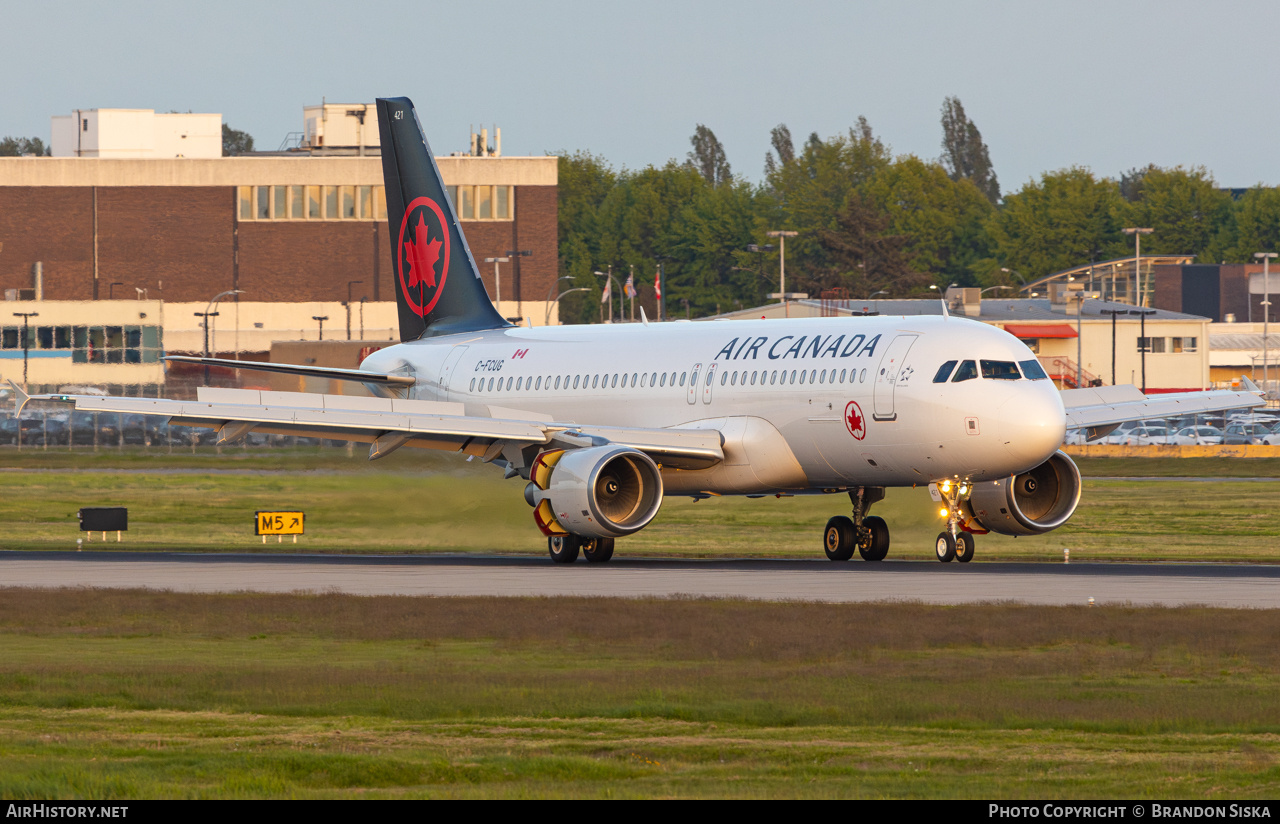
left=959, top=484, right=968, bottom=495
left=940, top=481, right=951, bottom=493
left=939, top=508, right=949, bottom=518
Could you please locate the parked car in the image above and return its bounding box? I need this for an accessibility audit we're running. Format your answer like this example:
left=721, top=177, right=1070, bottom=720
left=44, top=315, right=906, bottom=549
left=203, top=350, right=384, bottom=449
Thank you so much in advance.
left=69, top=411, right=120, bottom=446
left=1260, top=421, right=1280, bottom=446
left=1223, top=422, right=1271, bottom=445
left=1171, top=425, right=1224, bottom=445
left=1109, top=422, right=1173, bottom=445
left=0, top=414, right=67, bottom=446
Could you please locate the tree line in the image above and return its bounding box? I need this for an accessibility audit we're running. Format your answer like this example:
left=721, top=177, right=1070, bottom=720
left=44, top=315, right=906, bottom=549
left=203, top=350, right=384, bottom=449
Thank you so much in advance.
left=555, top=97, right=1280, bottom=323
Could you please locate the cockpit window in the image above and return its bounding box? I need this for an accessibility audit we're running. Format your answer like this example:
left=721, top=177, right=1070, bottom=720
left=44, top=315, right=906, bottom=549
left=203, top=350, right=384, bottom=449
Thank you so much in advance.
left=951, top=360, right=978, bottom=382
left=1019, top=359, right=1049, bottom=380
left=981, top=360, right=1021, bottom=380
left=933, top=360, right=957, bottom=383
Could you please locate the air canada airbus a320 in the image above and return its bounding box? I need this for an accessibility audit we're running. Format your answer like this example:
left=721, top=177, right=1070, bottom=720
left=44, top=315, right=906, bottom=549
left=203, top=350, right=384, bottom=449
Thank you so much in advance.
left=16, top=97, right=1264, bottom=564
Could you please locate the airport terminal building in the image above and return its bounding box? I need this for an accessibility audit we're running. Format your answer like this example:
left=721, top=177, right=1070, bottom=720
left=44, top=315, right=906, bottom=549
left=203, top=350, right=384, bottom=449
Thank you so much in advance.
left=0, top=105, right=559, bottom=393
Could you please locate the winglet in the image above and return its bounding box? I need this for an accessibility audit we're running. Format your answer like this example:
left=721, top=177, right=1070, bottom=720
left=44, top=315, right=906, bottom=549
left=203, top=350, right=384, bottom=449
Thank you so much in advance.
left=940, top=299, right=949, bottom=319
left=1240, top=375, right=1264, bottom=395
left=640, top=307, right=650, bottom=327
left=7, top=380, right=29, bottom=415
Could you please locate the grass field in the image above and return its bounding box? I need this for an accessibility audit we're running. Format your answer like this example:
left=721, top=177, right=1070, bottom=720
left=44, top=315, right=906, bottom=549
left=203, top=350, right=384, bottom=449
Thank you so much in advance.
left=2, top=590, right=1280, bottom=798
left=0, top=448, right=1276, bottom=562
left=3, top=450, right=1280, bottom=797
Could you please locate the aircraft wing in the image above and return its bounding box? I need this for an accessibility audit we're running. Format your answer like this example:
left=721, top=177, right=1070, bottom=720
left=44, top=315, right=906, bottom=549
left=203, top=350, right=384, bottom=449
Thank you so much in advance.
left=1060, top=379, right=1266, bottom=441
left=16, top=385, right=724, bottom=469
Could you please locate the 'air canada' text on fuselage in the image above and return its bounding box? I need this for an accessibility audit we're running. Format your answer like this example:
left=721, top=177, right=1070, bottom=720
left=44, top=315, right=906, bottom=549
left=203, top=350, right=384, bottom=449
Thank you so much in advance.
left=713, top=333, right=882, bottom=362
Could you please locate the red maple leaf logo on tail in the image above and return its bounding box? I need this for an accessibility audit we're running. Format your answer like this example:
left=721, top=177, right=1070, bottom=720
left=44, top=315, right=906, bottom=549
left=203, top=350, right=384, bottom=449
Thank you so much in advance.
left=844, top=401, right=866, bottom=440
left=403, top=212, right=443, bottom=289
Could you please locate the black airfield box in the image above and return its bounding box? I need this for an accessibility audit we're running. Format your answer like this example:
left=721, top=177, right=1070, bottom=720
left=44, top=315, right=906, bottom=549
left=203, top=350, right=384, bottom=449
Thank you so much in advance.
left=78, top=507, right=128, bottom=532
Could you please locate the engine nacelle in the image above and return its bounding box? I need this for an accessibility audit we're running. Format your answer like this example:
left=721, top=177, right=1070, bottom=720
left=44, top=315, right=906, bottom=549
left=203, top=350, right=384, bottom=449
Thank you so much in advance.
left=960, top=450, right=1081, bottom=536
left=525, top=446, right=664, bottom=539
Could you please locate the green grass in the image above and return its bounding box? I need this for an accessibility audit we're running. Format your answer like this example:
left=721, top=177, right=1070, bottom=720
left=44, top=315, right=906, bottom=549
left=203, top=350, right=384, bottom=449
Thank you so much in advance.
left=1, top=448, right=1278, bottom=561
left=2, top=591, right=1280, bottom=798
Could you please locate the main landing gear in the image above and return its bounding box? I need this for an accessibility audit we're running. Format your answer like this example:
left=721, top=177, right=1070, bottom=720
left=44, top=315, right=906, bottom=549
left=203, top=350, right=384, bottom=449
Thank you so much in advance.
left=548, top=534, right=615, bottom=564
left=823, top=487, right=890, bottom=562
left=934, top=481, right=975, bottom=564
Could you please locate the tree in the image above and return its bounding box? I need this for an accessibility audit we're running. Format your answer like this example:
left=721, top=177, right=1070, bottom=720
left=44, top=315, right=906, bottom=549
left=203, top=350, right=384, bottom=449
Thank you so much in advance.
left=988, top=168, right=1125, bottom=279
left=818, top=193, right=930, bottom=297
left=763, top=124, right=794, bottom=177
left=0, top=136, right=49, bottom=156
left=1118, top=166, right=1232, bottom=258
left=1208, top=186, right=1280, bottom=263
left=940, top=96, right=999, bottom=205
left=762, top=117, right=893, bottom=289
left=863, top=156, right=994, bottom=285
left=222, top=124, right=254, bottom=156
left=686, top=125, right=731, bottom=188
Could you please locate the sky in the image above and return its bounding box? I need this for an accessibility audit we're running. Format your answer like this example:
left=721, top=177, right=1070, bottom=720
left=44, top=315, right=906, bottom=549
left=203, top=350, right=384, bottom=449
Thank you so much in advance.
left=5, top=0, right=1280, bottom=191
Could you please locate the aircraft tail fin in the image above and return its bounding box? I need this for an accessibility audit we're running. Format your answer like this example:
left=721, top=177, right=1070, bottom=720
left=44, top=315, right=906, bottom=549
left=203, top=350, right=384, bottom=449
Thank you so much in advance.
left=376, top=97, right=509, bottom=341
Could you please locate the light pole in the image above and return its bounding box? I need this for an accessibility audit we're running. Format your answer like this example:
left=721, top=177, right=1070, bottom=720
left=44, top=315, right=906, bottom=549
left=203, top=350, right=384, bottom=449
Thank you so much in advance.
left=980, top=285, right=1012, bottom=296
left=200, top=289, right=244, bottom=359
left=345, top=280, right=364, bottom=340
left=504, top=249, right=532, bottom=321
left=312, top=316, right=329, bottom=341
left=547, top=287, right=588, bottom=325
left=1122, top=228, right=1153, bottom=306
left=12, top=312, right=37, bottom=386
left=1101, top=308, right=1127, bottom=386
left=544, top=276, right=575, bottom=326
left=359, top=295, right=367, bottom=340
left=108, top=282, right=124, bottom=300
left=1254, top=252, right=1276, bottom=392
left=1130, top=308, right=1155, bottom=392
left=766, top=230, right=798, bottom=316
left=483, top=257, right=509, bottom=306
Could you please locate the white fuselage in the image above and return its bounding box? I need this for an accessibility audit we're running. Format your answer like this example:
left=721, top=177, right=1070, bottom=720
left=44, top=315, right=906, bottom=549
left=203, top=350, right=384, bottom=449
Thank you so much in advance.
left=360, top=314, right=1067, bottom=493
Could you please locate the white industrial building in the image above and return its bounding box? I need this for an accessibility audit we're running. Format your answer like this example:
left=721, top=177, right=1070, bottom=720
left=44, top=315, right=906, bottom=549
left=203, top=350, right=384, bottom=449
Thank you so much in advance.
left=51, top=109, right=222, bottom=159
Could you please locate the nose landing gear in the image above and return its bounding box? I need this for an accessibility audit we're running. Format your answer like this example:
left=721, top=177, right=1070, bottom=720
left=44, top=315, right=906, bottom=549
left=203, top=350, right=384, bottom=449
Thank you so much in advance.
left=823, top=487, right=889, bottom=562
left=934, top=480, right=976, bottom=564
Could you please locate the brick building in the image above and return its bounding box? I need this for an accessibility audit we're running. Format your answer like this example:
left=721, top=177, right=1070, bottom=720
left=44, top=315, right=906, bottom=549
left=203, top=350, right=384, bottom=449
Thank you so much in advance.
left=0, top=153, right=558, bottom=314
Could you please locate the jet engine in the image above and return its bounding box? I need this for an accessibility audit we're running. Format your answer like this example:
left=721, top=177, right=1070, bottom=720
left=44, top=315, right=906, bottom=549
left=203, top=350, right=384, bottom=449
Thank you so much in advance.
left=524, top=446, right=664, bottom=539
left=959, top=450, right=1081, bottom=536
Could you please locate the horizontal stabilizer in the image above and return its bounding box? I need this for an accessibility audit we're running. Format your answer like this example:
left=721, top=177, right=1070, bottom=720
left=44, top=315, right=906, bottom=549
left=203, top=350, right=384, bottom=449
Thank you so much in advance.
left=164, top=356, right=416, bottom=387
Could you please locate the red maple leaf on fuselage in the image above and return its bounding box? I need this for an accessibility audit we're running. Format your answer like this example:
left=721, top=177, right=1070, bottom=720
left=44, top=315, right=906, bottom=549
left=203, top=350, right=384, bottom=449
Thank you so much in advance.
left=403, top=212, right=443, bottom=289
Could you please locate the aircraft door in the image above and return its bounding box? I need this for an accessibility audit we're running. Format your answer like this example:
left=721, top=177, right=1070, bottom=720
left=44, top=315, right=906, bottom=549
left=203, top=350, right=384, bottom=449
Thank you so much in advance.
left=872, top=334, right=918, bottom=421
left=687, top=363, right=701, bottom=404
left=702, top=363, right=718, bottom=404
left=439, top=345, right=470, bottom=400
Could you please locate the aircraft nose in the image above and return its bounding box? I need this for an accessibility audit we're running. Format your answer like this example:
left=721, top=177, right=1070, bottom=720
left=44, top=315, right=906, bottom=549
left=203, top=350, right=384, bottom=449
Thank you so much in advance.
left=998, top=385, right=1066, bottom=468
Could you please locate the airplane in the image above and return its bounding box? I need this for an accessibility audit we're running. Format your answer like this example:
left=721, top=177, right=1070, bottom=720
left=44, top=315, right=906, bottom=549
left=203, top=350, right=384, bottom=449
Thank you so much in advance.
left=15, top=97, right=1265, bottom=565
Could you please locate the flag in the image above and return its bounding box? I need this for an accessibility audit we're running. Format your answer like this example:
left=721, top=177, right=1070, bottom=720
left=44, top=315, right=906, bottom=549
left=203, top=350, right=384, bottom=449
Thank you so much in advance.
left=624, top=273, right=636, bottom=299
left=654, top=268, right=662, bottom=300
left=601, top=277, right=611, bottom=304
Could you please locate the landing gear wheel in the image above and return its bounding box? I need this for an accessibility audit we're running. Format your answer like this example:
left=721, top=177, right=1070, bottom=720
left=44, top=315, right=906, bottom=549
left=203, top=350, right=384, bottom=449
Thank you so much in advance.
left=583, top=537, right=615, bottom=563
left=955, top=532, right=975, bottom=563
left=858, top=516, right=890, bottom=562
left=935, top=532, right=957, bottom=563
left=548, top=535, right=580, bottom=564
left=823, top=516, right=856, bottom=561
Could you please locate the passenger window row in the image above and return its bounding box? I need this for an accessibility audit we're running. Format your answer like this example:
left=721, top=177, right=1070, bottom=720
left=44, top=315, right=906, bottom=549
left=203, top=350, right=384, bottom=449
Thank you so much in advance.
left=932, top=359, right=1049, bottom=383
left=469, top=365, right=873, bottom=394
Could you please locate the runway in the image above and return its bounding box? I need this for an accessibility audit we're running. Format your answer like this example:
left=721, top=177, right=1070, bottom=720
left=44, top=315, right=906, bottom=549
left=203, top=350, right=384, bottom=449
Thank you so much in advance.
left=3, top=551, right=1279, bottom=607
